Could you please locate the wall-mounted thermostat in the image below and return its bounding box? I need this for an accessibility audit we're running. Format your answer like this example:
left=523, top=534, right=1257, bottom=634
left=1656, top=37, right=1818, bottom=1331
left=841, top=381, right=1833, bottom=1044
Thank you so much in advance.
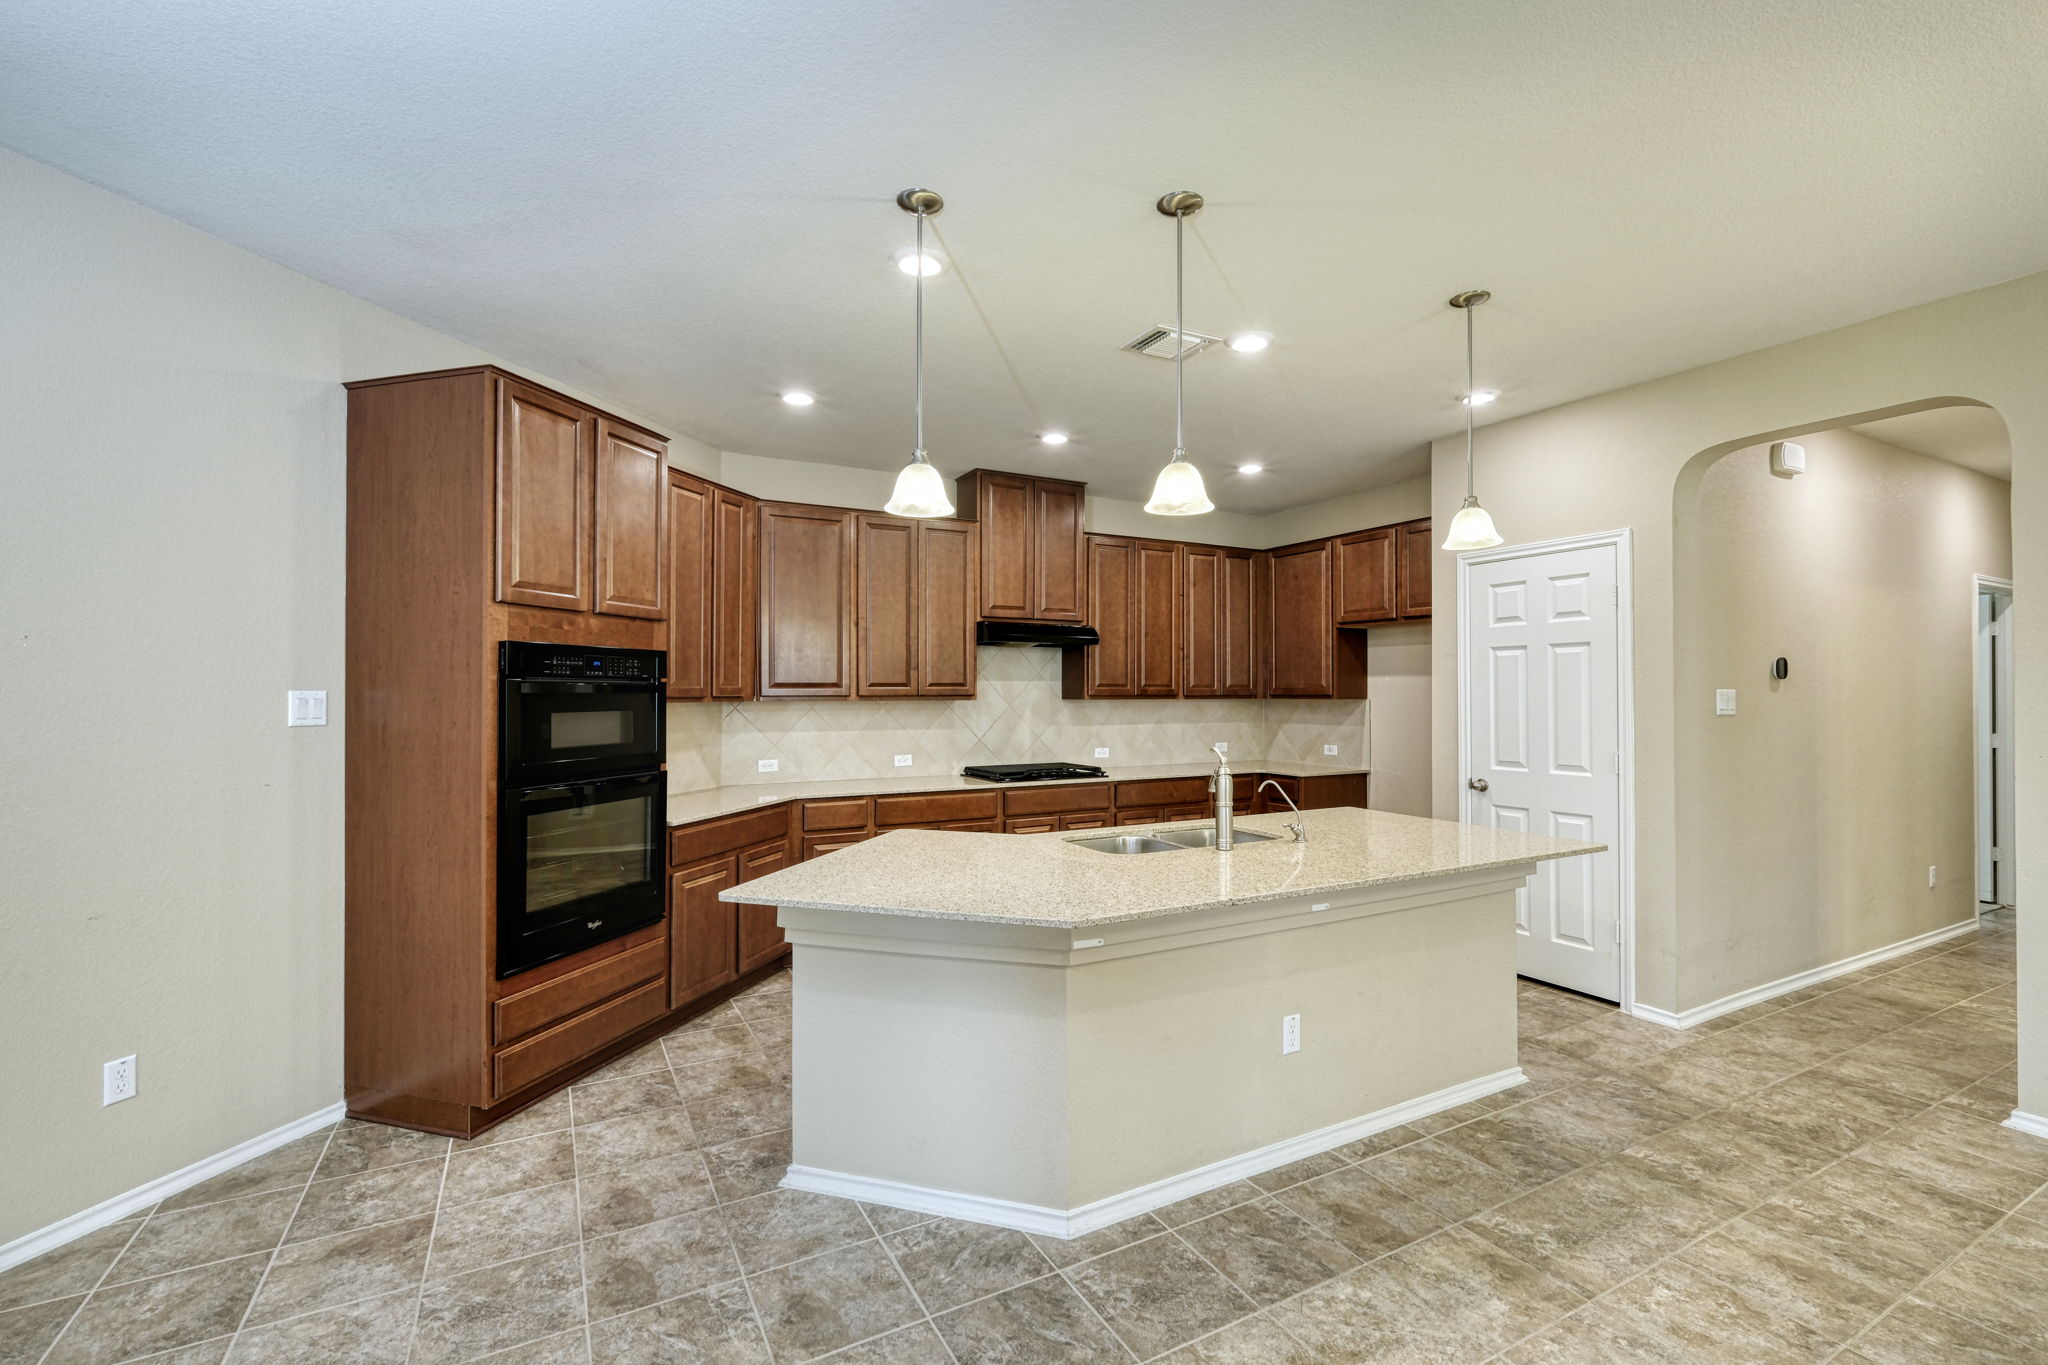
left=1770, top=441, right=1805, bottom=477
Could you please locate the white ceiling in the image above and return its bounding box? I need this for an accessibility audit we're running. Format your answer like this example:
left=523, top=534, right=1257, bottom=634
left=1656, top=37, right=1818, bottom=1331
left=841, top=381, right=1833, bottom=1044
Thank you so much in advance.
left=4, top=1, right=2047, bottom=512
left=1850, top=404, right=2013, bottom=480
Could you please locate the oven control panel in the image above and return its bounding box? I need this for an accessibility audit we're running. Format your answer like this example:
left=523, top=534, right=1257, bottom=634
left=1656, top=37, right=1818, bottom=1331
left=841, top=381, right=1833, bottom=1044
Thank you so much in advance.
left=500, top=641, right=666, bottom=683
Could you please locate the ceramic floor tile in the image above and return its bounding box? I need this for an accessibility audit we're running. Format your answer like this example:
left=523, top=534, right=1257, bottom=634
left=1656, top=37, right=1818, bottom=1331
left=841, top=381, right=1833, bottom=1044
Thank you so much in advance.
left=0, top=1222, right=140, bottom=1312
left=1152, top=1182, right=1263, bottom=1229
left=1330, top=1124, right=1426, bottom=1163
left=1735, top=1070, right=1929, bottom=1154
left=314, top=1121, right=452, bottom=1180
left=661, top=1025, right=758, bottom=1069
left=222, top=1287, right=416, bottom=1364
left=747, top=1241, right=922, bottom=1363
left=43, top=1254, right=268, bottom=1365
left=577, top=1149, right=718, bottom=1239
left=857, top=1204, right=936, bottom=1236
left=931, top=1276, right=1129, bottom=1365
left=1240, top=1151, right=1346, bottom=1194
left=105, top=1190, right=298, bottom=1285
left=442, top=1130, right=578, bottom=1207
left=1026, top=1216, right=1168, bottom=1269
left=1908, top=1218, right=2048, bottom=1351
left=1061, top=1227, right=1257, bottom=1358
left=1170, top=1200, right=1359, bottom=1307
left=582, top=1206, right=739, bottom=1321
left=701, top=1129, right=793, bottom=1203
left=811, top=1321, right=952, bottom=1363
left=1359, top=1135, right=1532, bottom=1219
left=157, top=1134, right=331, bottom=1215
left=588, top=1284, right=767, bottom=1364
left=1849, top=1116, right=2047, bottom=1212
left=1156, top=1312, right=1321, bottom=1364
left=572, top=1040, right=672, bottom=1088
left=1505, top=1258, right=1834, bottom=1364
left=881, top=1218, right=1052, bottom=1314
left=571, top=1110, right=698, bottom=1179
left=722, top=1189, right=875, bottom=1272
left=683, top=1085, right=791, bottom=1149
left=465, top=1092, right=574, bottom=1149
left=284, top=1160, right=443, bottom=1243
left=1849, top=1296, right=2037, bottom=1364
left=426, top=1181, right=581, bottom=1280
left=1272, top=1164, right=1452, bottom=1261
left=242, top=1216, right=432, bottom=1327
left=1619, top=1109, right=1835, bottom=1206
left=0, top=1294, right=85, bottom=1364
left=569, top=1073, right=685, bottom=1128
left=474, top=1329, right=592, bottom=1364
left=670, top=1052, right=790, bottom=1104
left=410, top=1245, right=586, bottom=1365
left=1467, top=1156, right=1744, bottom=1295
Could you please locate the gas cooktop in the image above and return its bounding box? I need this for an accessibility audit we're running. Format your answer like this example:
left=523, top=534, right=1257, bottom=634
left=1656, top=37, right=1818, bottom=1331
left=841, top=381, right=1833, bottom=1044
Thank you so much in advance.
left=961, top=762, right=1110, bottom=783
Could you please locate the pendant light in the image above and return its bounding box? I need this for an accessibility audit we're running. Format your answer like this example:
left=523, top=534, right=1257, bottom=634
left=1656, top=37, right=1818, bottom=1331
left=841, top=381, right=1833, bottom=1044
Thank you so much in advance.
left=1144, top=191, right=1215, bottom=516
left=884, top=188, right=955, bottom=518
left=1441, top=289, right=1505, bottom=551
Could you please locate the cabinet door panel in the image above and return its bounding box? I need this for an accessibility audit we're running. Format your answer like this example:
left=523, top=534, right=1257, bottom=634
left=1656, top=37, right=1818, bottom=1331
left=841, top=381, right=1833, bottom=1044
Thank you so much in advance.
left=1335, top=527, right=1397, bottom=624
left=1219, top=549, right=1260, bottom=696
left=667, top=472, right=714, bottom=700
left=758, top=504, right=854, bottom=697
left=1031, top=479, right=1086, bottom=622
left=1068, top=536, right=1136, bottom=698
left=918, top=520, right=978, bottom=696
left=736, top=842, right=790, bottom=974
left=973, top=471, right=1035, bottom=619
left=594, top=421, right=667, bottom=618
left=670, top=855, right=739, bottom=1009
left=1266, top=542, right=1337, bottom=696
left=711, top=489, right=757, bottom=699
left=1182, top=545, right=1222, bottom=697
left=1134, top=540, right=1182, bottom=696
left=496, top=379, right=592, bottom=611
left=1397, top=520, right=1433, bottom=619
left=856, top=515, right=919, bottom=697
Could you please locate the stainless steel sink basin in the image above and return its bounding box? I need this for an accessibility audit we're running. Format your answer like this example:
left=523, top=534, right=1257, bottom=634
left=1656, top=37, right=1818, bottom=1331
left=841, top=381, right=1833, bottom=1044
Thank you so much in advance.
left=1153, top=826, right=1277, bottom=849
left=1070, top=834, right=1182, bottom=855
left=1070, top=826, right=1278, bottom=854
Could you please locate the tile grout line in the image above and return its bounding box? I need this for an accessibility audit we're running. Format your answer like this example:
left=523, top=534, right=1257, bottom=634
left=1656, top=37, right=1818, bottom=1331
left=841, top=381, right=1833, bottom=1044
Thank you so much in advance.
left=396, top=1129, right=453, bottom=1365
left=28, top=1210, right=150, bottom=1365
left=221, top=1120, right=343, bottom=1358
left=1828, top=1198, right=2046, bottom=1359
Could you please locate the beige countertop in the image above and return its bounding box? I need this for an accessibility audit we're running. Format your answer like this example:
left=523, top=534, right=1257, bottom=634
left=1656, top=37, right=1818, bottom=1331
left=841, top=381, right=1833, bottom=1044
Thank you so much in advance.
left=665, top=762, right=1370, bottom=826
left=716, top=807, right=1603, bottom=929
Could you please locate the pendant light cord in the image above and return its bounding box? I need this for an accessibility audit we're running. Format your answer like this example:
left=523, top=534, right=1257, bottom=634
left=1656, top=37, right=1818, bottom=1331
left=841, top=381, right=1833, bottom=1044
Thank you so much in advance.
left=1464, top=300, right=1476, bottom=502
left=913, top=208, right=926, bottom=464
left=1174, top=208, right=1186, bottom=458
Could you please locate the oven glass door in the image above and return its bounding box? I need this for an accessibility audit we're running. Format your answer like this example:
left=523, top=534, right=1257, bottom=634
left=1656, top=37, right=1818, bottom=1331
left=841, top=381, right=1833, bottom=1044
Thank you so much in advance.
left=502, top=679, right=663, bottom=783
left=499, top=771, right=665, bottom=977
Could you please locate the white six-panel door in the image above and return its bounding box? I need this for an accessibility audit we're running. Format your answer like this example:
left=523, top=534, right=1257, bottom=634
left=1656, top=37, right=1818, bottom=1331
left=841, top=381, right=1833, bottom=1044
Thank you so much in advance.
left=1462, top=538, right=1624, bottom=1000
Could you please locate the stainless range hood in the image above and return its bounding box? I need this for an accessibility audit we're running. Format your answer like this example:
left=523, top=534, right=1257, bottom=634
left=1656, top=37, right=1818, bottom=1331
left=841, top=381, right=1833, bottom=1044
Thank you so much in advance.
left=975, top=621, right=1100, bottom=648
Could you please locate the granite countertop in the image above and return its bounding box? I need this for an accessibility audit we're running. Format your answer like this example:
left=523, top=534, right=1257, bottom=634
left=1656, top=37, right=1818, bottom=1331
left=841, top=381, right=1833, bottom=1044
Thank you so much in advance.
left=665, top=762, right=1370, bottom=826
left=715, top=807, right=1603, bottom=929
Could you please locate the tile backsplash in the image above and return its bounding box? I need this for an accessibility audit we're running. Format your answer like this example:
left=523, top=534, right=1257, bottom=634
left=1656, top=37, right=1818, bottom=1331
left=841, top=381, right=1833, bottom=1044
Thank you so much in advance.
left=666, top=647, right=1368, bottom=789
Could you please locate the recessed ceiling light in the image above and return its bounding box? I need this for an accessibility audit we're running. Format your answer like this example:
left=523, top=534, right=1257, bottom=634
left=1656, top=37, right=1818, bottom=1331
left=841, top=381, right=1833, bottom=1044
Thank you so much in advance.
left=781, top=390, right=816, bottom=407
left=1462, top=389, right=1499, bottom=407
left=1040, top=432, right=1070, bottom=446
left=1237, top=462, right=1265, bottom=474
left=1227, top=331, right=1272, bottom=353
left=891, top=247, right=946, bottom=277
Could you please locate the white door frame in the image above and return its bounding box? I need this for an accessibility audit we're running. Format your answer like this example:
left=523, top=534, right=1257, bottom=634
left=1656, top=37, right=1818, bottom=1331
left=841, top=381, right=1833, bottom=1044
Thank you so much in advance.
left=1975, top=573, right=2014, bottom=908
left=1457, top=528, right=1638, bottom=1015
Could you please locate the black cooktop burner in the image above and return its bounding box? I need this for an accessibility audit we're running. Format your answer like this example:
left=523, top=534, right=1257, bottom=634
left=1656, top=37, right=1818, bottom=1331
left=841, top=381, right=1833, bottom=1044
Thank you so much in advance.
left=961, top=762, right=1110, bottom=783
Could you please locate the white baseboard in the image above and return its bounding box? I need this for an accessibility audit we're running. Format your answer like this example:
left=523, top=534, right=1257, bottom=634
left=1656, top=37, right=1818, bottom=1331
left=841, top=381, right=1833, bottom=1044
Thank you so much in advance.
left=0, top=1102, right=345, bottom=1275
left=1626, top=917, right=1980, bottom=1031
left=783, top=1066, right=1526, bottom=1239
left=2005, top=1110, right=2048, bottom=1142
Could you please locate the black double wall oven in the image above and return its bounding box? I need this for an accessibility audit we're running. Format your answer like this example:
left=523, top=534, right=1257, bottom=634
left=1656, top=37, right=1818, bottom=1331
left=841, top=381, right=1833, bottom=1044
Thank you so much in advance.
left=498, top=642, right=666, bottom=978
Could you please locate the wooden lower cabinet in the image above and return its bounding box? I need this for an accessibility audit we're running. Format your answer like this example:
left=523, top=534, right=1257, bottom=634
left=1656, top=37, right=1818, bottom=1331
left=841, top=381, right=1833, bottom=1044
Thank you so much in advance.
left=1006, top=816, right=1060, bottom=834
left=670, top=855, right=741, bottom=1009
left=736, top=842, right=790, bottom=974
left=801, top=831, right=873, bottom=861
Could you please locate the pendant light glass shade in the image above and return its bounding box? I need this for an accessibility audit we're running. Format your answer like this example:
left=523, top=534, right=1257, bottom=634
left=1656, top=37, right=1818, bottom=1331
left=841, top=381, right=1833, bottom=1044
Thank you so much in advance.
left=1441, top=495, right=1502, bottom=551
left=1146, top=191, right=1212, bottom=517
left=885, top=188, right=954, bottom=518
left=885, top=456, right=953, bottom=518
left=1442, top=289, right=1504, bottom=551
left=1145, top=460, right=1214, bottom=516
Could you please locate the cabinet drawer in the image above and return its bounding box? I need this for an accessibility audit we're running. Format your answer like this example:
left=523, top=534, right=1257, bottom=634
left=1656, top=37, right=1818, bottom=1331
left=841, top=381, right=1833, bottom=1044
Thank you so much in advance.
left=671, top=805, right=791, bottom=865
left=1060, top=813, right=1110, bottom=830
left=493, top=939, right=667, bottom=1045
left=493, top=978, right=667, bottom=1099
left=940, top=818, right=1002, bottom=832
left=1003, top=783, right=1112, bottom=817
left=873, top=790, right=1000, bottom=826
left=802, top=798, right=872, bottom=832
left=1005, top=817, right=1060, bottom=835
left=802, top=831, right=873, bottom=860
left=1115, top=778, right=1207, bottom=808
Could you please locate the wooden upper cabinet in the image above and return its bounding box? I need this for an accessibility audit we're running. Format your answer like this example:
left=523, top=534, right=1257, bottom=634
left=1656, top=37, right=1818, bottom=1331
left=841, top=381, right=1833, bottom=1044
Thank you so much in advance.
left=1133, top=539, right=1182, bottom=696
left=855, top=515, right=919, bottom=698
left=495, top=378, right=593, bottom=611
left=1066, top=536, right=1137, bottom=698
left=711, top=488, right=758, bottom=699
left=917, top=520, right=978, bottom=696
left=1185, top=545, right=1259, bottom=698
left=1396, top=519, right=1433, bottom=619
left=593, top=420, right=667, bottom=618
left=1335, top=526, right=1397, bottom=625
left=958, top=469, right=1086, bottom=622
left=667, top=471, right=715, bottom=700
left=1266, top=539, right=1367, bottom=698
left=757, top=503, right=854, bottom=698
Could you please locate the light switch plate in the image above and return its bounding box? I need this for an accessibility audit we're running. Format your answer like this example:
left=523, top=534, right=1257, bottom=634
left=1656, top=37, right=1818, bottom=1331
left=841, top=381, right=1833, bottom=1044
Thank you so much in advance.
left=893, top=754, right=913, bottom=767
left=287, top=691, right=327, bottom=727
left=1213, top=742, right=1228, bottom=753
left=1094, top=747, right=1110, bottom=759
left=1715, top=689, right=1737, bottom=716
left=1323, top=744, right=1339, bottom=756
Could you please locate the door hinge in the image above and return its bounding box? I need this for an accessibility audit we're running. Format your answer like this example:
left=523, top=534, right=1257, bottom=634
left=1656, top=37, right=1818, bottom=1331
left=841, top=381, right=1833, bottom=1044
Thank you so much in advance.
left=1612, top=585, right=1619, bottom=606
left=1612, top=752, right=1621, bottom=774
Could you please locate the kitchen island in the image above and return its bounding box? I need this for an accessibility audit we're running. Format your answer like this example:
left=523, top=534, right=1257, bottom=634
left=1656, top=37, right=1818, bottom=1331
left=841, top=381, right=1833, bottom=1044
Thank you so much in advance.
left=720, top=807, right=1601, bottom=1238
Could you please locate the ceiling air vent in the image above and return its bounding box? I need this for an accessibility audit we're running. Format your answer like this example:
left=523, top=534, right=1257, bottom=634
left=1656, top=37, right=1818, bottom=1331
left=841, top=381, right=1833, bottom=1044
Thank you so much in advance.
left=1121, top=325, right=1223, bottom=360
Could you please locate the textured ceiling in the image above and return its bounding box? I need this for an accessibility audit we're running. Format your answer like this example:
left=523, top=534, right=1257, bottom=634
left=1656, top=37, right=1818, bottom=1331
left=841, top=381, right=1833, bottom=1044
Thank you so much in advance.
left=3, top=1, right=2046, bottom=512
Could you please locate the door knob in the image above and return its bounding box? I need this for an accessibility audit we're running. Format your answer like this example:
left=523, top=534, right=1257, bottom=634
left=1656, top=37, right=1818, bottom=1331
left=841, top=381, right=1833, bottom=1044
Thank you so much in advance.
left=1468, top=778, right=1490, bottom=792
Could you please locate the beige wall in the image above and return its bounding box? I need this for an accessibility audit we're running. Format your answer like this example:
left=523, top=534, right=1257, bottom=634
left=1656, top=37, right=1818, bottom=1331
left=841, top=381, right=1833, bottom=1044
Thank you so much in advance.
left=1673, top=428, right=2010, bottom=1004
left=1426, top=272, right=2048, bottom=1105
left=0, top=148, right=677, bottom=1245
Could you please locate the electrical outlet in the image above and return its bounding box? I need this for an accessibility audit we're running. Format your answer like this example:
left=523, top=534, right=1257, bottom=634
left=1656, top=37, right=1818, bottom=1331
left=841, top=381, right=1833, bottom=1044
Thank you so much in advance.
left=1281, top=1014, right=1301, bottom=1055
left=103, top=1055, right=136, bottom=1106
left=893, top=754, right=913, bottom=767
left=1928, top=865, right=1938, bottom=889
left=1310, top=902, right=1332, bottom=912
left=1715, top=689, right=1737, bottom=716
left=1213, top=742, right=1228, bottom=754
left=1093, top=747, right=1110, bottom=759
left=1323, top=744, right=1339, bottom=756
left=287, top=690, right=327, bottom=727
left=757, top=758, right=779, bottom=773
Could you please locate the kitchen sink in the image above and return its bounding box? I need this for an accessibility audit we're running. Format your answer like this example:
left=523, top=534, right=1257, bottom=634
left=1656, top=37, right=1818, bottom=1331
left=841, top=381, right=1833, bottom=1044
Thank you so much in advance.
left=1070, top=834, right=1182, bottom=855
left=1070, top=826, right=1278, bottom=854
left=1153, top=826, right=1277, bottom=849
